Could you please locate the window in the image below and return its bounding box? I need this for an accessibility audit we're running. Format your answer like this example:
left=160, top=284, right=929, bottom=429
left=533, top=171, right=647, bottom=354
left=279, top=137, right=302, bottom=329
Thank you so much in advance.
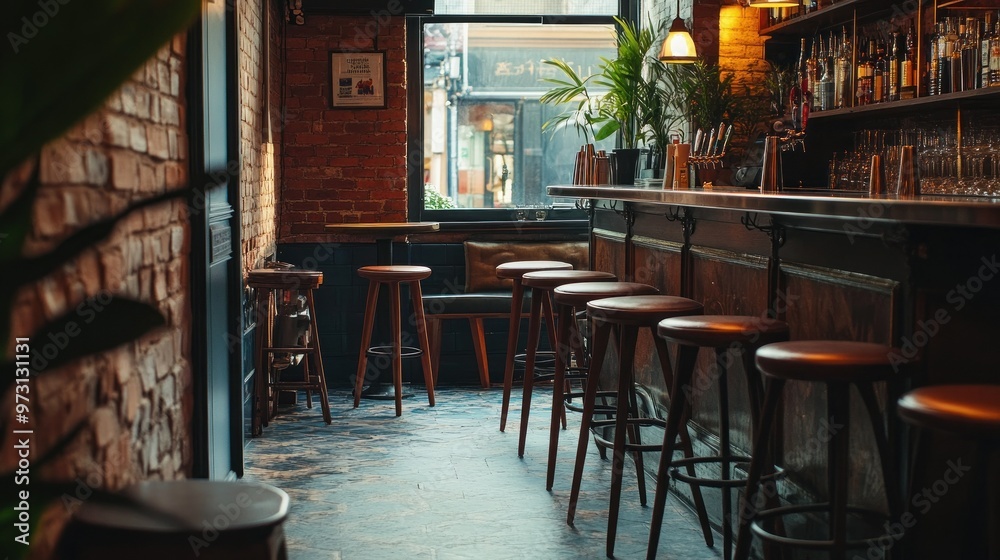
left=408, top=3, right=629, bottom=223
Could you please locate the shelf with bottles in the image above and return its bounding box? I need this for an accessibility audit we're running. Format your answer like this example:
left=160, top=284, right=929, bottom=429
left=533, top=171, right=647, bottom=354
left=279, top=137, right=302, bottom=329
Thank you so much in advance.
left=809, top=85, right=1000, bottom=120
left=775, top=2, right=1000, bottom=122
left=760, top=0, right=911, bottom=38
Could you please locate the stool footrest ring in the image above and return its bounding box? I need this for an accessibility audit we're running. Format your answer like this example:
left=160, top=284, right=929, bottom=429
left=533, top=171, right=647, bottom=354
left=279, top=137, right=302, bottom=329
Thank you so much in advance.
left=749, top=502, right=893, bottom=550
left=592, top=418, right=667, bottom=452
left=668, top=455, right=754, bottom=488
left=367, top=345, right=423, bottom=359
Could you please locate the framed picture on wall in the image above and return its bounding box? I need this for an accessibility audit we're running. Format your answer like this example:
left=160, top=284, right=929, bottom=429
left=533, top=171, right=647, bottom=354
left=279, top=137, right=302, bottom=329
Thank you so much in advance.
left=329, top=51, right=386, bottom=109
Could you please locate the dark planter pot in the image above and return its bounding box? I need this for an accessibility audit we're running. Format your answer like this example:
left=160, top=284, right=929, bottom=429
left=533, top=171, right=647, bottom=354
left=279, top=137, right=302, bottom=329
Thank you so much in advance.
left=611, top=148, right=641, bottom=185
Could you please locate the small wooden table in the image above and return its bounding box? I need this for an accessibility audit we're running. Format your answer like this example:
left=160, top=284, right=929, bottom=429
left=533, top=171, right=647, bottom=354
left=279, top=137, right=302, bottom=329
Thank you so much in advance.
left=326, top=222, right=440, bottom=399
left=326, top=222, right=440, bottom=265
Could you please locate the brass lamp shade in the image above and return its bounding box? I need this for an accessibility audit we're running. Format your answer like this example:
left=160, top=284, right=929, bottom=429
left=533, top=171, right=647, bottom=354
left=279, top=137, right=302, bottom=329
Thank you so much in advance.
left=746, top=0, right=803, bottom=7
left=659, top=16, right=698, bottom=64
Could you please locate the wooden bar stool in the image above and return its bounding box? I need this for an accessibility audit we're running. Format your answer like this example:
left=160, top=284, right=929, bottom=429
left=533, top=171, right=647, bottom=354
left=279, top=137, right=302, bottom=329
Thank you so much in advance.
left=734, top=341, right=907, bottom=560
left=353, top=265, right=436, bottom=416
left=496, top=260, right=573, bottom=432
left=566, top=294, right=708, bottom=559
left=546, top=281, right=657, bottom=490
left=516, top=269, right=617, bottom=457
left=647, top=315, right=790, bottom=560
left=897, top=384, right=1000, bottom=559
left=248, top=268, right=330, bottom=434
left=57, top=480, right=289, bottom=560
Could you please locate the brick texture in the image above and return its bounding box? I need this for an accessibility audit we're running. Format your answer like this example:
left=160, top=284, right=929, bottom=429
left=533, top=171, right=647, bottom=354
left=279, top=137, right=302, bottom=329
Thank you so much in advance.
left=238, top=0, right=282, bottom=273
left=280, top=14, right=408, bottom=243
left=2, top=41, right=191, bottom=558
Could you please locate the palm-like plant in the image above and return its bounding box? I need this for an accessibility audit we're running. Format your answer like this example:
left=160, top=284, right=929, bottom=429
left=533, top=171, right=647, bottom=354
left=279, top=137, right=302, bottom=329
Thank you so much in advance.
left=664, top=61, right=740, bottom=134
left=540, top=17, right=673, bottom=151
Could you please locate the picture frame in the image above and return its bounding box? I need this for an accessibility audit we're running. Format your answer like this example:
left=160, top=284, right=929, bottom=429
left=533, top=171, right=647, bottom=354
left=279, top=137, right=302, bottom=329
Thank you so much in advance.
left=329, top=51, right=386, bottom=109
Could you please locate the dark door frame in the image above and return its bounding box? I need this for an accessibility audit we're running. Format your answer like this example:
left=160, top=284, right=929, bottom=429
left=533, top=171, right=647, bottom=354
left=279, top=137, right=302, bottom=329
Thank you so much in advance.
left=186, top=0, right=245, bottom=480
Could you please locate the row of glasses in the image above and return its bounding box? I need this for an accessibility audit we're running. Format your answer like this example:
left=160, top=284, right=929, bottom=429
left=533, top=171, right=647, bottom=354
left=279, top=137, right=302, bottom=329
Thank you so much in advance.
left=831, top=123, right=1000, bottom=196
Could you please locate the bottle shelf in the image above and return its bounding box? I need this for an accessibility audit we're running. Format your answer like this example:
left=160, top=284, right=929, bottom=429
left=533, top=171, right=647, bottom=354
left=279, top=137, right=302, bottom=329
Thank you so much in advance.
left=809, top=87, right=1000, bottom=121
left=760, top=0, right=906, bottom=37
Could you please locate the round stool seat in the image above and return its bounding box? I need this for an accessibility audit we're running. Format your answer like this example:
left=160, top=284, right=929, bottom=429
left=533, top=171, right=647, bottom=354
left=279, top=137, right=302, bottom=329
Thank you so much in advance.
left=496, top=260, right=572, bottom=279
left=358, top=265, right=432, bottom=282
left=247, top=268, right=322, bottom=290
left=587, top=295, right=703, bottom=326
left=59, top=480, right=289, bottom=560
left=755, top=340, right=899, bottom=382
left=658, top=315, right=790, bottom=347
left=898, top=384, right=1000, bottom=440
left=553, top=281, right=658, bottom=308
left=522, top=269, right=616, bottom=289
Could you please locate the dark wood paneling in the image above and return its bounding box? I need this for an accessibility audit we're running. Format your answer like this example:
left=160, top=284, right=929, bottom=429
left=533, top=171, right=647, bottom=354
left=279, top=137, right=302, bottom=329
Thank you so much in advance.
left=685, top=248, right=771, bottom=453
left=781, top=263, right=899, bottom=512
left=632, top=237, right=683, bottom=296
left=593, top=230, right=627, bottom=282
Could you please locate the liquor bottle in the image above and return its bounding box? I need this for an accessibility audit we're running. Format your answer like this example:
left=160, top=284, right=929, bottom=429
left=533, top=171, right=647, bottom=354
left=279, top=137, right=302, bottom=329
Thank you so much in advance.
left=950, top=18, right=963, bottom=93
left=934, top=20, right=948, bottom=95
left=982, top=13, right=993, bottom=88
left=856, top=39, right=873, bottom=106
left=791, top=37, right=807, bottom=130
left=889, top=32, right=900, bottom=101
left=991, top=13, right=1000, bottom=86
left=806, top=37, right=818, bottom=110
left=901, top=22, right=916, bottom=98
left=835, top=27, right=852, bottom=108
left=963, top=18, right=979, bottom=90
left=873, top=39, right=886, bottom=103
left=929, top=23, right=940, bottom=95
left=817, top=35, right=835, bottom=111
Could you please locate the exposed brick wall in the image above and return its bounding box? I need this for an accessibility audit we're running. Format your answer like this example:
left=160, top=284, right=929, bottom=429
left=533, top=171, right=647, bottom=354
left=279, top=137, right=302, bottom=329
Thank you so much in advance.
left=280, top=14, right=408, bottom=243
left=238, top=0, right=282, bottom=273
left=719, top=5, right=768, bottom=96
left=2, top=38, right=191, bottom=558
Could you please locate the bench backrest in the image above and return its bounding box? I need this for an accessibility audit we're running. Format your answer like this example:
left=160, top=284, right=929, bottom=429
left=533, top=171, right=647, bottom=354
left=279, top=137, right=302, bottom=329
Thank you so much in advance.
left=464, top=241, right=590, bottom=292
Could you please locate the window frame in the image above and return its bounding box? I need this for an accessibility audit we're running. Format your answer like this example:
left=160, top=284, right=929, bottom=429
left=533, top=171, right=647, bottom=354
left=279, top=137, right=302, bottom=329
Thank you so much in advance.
left=405, top=5, right=639, bottom=227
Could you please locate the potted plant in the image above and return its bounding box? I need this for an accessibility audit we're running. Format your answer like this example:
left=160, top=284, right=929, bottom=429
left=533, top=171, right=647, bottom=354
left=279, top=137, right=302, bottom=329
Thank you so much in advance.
left=541, top=17, right=674, bottom=185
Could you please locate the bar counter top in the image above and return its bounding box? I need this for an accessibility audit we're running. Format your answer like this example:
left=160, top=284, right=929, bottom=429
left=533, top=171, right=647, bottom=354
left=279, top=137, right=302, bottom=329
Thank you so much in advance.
left=547, top=185, right=1000, bottom=229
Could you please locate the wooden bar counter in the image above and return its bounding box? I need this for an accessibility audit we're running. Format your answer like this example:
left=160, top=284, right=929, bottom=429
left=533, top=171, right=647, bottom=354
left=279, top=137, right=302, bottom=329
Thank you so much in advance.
left=549, top=184, right=1000, bottom=557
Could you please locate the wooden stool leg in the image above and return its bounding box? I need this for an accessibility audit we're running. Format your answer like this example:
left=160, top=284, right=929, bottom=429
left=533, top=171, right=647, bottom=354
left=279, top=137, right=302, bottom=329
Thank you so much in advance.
left=390, top=281, right=403, bottom=417
left=354, top=280, right=380, bottom=408
left=647, top=343, right=699, bottom=560
left=733, top=377, right=785, bottom=560
left=651, top=336, right=714, bottom=548
left=305, top=289, right=331, bottom=424
left=518, top=286, right=545, bottom=458
left=828, top=382, right=851, bottom=559
left=500, top=280, right=526, bottom=432
left=470, top=318, right=490, bottom=389
left=547, top=302, right=572, bottom=491
left=427, top=316, right=441, bottom=386
left=252, top=289, right=268, bottom=435
left=607, top=324, right=638, bottom=558
left=409, top=280, right=435, bottom=407
left=568, top=320, right=612, bottom=525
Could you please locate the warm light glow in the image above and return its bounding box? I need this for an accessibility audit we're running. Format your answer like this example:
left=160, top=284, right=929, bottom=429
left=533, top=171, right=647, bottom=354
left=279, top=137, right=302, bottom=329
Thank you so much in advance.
left=659, top=17, right=698, bottom=64
left=746, top=0, right=803, bottom=7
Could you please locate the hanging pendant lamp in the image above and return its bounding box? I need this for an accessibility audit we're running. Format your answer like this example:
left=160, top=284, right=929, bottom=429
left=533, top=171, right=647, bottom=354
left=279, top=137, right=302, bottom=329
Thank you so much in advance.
left=658, top=0, right=698, bottom=64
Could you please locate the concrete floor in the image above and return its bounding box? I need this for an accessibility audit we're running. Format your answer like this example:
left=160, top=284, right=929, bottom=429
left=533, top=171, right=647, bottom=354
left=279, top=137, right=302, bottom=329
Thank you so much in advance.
left=244, top=386, right=724, bottom=560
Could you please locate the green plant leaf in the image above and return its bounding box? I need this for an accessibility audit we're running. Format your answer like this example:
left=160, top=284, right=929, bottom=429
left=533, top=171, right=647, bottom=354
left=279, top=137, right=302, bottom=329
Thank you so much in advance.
left=1, top=187, right=189, bottom=292
left=594, top=120, right=621, bottom=141
left=0, top=0, right=201, bottom=178
left=0, top=298, right=166, bottom=391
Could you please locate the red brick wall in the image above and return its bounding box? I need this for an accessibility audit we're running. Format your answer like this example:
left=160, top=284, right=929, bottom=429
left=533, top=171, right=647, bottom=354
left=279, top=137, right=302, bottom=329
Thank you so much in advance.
left=280, top=14, right=408, bottom=243
left=238, top=0, right=283, bottom=272
left=2, top=38, right=192, bottom=558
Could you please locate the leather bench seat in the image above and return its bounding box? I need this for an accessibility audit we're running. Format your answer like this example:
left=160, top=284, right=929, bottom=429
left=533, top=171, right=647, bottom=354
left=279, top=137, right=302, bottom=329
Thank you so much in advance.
left=422, top=291, right=532, bottom=316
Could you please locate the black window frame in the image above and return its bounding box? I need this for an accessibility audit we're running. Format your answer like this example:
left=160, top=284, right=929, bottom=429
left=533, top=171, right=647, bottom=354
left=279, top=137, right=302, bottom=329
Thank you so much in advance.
left=405, top=3, right=639, bottom=228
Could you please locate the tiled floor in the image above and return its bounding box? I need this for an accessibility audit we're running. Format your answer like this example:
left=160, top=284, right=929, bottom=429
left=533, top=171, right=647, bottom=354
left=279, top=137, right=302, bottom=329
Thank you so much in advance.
left=244, top=386, right=724, bottom=560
